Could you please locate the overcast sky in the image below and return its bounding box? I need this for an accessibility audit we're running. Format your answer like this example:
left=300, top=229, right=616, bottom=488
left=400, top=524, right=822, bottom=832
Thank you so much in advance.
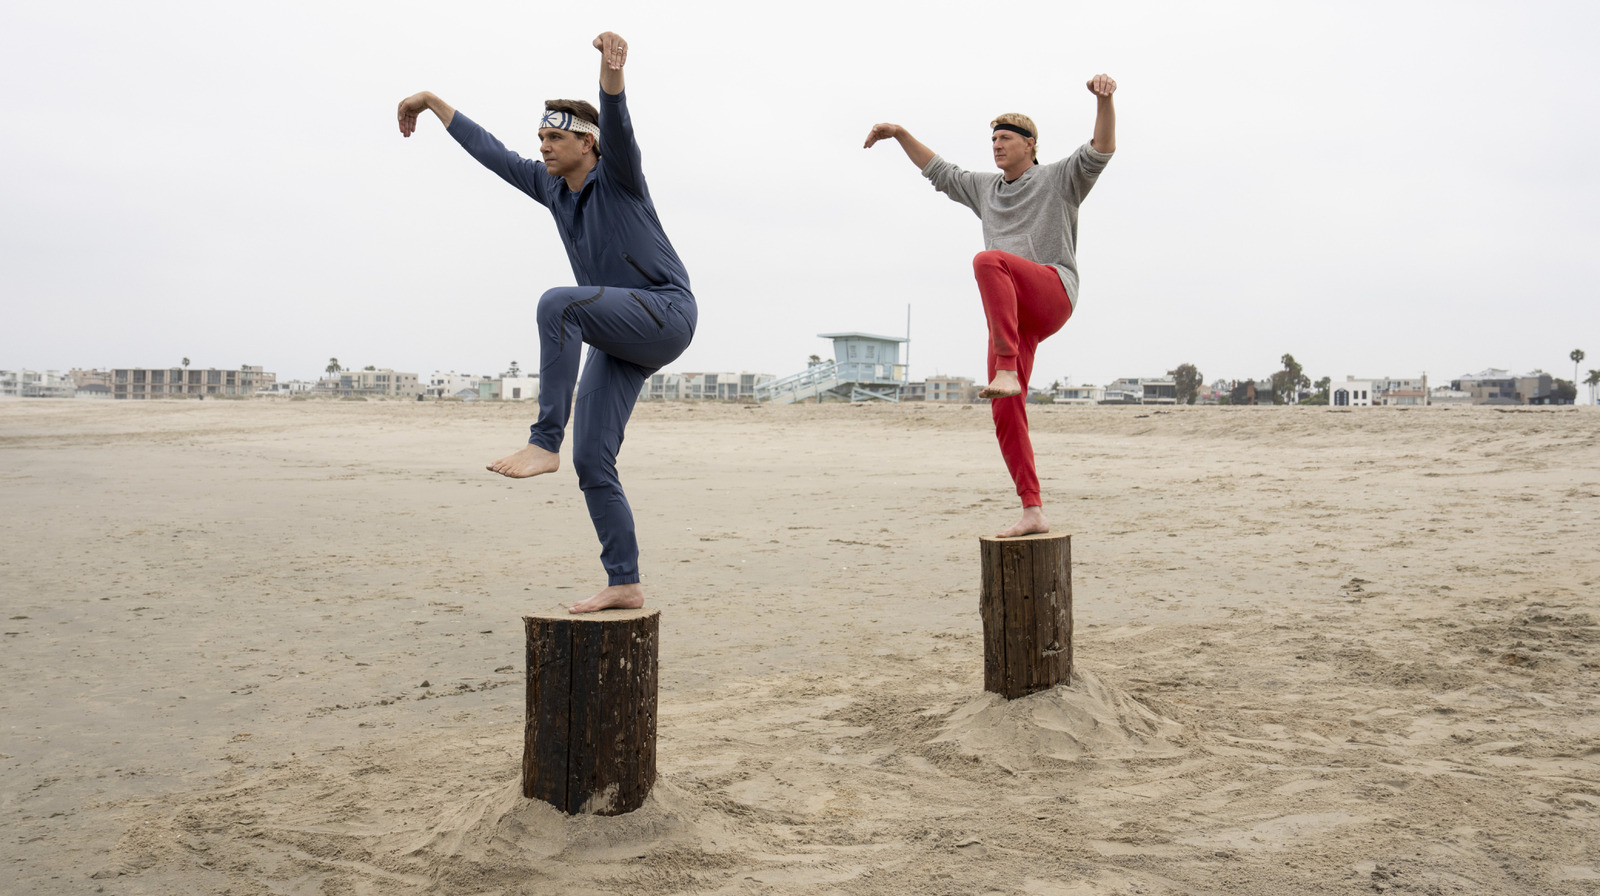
left=3, top=1, right=1597, bottom=388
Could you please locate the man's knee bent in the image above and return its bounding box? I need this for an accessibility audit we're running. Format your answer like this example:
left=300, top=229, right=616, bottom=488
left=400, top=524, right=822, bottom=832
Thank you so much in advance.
left=973, top=250, right=1011, bottom=275
left=537, top=286, right=601, bottom=326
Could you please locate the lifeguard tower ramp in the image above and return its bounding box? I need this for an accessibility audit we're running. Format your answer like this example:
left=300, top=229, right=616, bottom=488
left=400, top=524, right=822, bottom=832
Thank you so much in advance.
left=756, top=332, right=908, bottom=404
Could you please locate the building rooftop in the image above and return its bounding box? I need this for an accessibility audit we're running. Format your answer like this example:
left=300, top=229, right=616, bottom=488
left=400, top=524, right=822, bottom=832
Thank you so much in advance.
left=816, top=332, right=908, bottom=343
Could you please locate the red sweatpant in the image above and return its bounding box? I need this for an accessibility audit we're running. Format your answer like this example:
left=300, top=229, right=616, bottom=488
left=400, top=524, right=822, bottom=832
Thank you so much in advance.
left=973, top=250, right=1073, bottom=508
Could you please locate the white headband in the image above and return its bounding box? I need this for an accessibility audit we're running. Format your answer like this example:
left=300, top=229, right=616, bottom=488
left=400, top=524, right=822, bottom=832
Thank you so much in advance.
left=540, top=109, right=599, bottom=137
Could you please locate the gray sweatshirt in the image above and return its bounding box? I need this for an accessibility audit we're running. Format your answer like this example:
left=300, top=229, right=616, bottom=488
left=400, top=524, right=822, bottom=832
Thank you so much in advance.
left=922, top=142, right=1113, bottom=306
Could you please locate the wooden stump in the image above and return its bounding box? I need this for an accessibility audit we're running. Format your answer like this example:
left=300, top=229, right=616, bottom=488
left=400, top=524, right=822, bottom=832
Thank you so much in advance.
left=523, top=607, right=658, bottom=815
left=979, top=533, right=1073, bottom=699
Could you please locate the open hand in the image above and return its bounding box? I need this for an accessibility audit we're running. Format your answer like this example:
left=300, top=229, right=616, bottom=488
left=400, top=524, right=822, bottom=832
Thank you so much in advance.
left=594, top=31, right=628, bottom=70
left=1086, top=74, right=1117, bottom=97
left=863, top=122, right=901, bottom=149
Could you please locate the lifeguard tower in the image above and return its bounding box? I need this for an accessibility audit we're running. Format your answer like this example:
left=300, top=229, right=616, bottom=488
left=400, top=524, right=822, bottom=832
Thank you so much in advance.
left=755, top=332, right=909, bottom=404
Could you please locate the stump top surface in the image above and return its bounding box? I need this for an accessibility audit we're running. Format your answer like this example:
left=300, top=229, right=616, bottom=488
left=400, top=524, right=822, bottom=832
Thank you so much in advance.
left=979, top=532, right=1072, bottom=545
left=523, top=606, right=660, bottom=623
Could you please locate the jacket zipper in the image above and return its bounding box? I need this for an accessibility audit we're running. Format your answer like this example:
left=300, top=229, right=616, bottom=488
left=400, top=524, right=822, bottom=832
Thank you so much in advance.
left=622, top=252, right=664, bottom=286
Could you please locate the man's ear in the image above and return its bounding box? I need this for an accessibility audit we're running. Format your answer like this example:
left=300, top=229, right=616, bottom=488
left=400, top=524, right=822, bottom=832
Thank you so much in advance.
left=583, top=133, right=597, bottom=156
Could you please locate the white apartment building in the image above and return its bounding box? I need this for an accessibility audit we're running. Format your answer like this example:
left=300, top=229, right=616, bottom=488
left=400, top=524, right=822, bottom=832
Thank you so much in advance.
left=1330, top=377, right=1375, bottom=407
left=428, top=371, right=490, bottom=399
left=641, top=371, right=774, bottom=400
left=0, top=369, right=76, bottom=398
left=1052, top=383, right=1106, bottom=405
left=499, top=376, right=539, bottom=401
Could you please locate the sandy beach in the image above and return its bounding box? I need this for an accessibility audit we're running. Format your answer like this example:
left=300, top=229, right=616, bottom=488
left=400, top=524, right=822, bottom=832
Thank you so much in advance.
left=2, top=398, right=1597, bottom=895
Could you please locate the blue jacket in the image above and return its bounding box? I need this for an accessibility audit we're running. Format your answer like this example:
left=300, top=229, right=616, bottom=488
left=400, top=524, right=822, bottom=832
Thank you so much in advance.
left=447, top=89, right=693, bottom=298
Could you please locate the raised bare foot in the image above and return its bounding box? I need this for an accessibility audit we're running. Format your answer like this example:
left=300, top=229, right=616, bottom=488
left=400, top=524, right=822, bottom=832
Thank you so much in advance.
left=568, top=583, right=645, bottom=614
left=997, top=505, right=1049, bottom=538
left=980, top=369, right=1023, bottom=399
left=487, top=444, right=559, bottom=479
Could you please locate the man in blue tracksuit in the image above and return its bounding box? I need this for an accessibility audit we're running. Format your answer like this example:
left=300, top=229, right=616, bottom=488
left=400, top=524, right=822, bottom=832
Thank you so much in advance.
left=398, top=31, right=695, bottom=613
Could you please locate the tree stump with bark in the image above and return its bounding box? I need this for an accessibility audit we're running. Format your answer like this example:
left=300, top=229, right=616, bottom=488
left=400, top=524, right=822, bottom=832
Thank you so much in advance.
left=523, top=606, right=658, bottom=815
left=979, top=533, right=1073, bottom=699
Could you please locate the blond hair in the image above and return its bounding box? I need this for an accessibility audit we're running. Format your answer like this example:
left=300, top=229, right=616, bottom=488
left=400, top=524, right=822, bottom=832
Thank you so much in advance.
left=990, top=112, right=1038, bottom=162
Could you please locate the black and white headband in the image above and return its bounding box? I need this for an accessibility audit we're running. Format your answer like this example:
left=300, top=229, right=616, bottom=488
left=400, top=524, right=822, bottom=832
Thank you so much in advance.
left=540, top=109, right=599, bottom=137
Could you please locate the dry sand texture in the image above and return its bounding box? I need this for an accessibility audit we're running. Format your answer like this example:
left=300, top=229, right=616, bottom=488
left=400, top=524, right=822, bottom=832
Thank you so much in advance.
left=2, top=399, right=1598, bottom=895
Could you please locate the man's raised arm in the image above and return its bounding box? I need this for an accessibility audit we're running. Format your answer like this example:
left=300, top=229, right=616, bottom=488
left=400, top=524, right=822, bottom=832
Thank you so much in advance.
left=864, top=123, right=936, bottom=170
left=595, top=31, right=627, bottom=96
left=1086, top=74, right=1116, bottom=154
left=398, top=91, right=455, bottom=136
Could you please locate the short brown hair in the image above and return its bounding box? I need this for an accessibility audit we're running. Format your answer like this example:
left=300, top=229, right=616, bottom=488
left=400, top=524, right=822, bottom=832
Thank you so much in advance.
left=544, top=99, right=601, bottom=157
left=991, top=112, right=1038, bottom=162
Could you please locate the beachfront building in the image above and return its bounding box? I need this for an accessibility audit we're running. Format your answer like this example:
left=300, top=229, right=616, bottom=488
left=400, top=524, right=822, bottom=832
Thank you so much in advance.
left=259, top=379, right=316, bottom=396
left=330, top=368, right=423, bottom=399
left=1429, top=386, right=1474, bottom=406
left=641, top=372, right=686, bottom=400
left=1451, top=369, right=1554, bottom=405
left=1372, top=376, right=1425, bottom=396
left=926, top=375, right=975, bottom=404
left=688, top=371, right=774, bottom=400
left=637, top=371, right=775, bottom=401
left=900, top=381, right=927, bottom=401
left=1101, top=377, right=1145, bottom=404
left=1141, top=379, right=1177, bottom=404
left=498, top=375, right=539, bottom=401
left=105, top=366, right=271, bottom=399
left=1052, top=382, right=1106, bottom=405
left=0, top=369, right=76, bottom=399
left=1381, top=389, right=1428, bottom=406
left=1330, top=377, right=1375, bottom=407
left=428, top=371, right=490, bottom=399
left=70, top=368, right=112, bottom=390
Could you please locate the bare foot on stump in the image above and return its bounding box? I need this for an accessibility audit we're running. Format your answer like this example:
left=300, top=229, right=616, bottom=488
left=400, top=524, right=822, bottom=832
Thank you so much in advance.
left=980, top=369, right=1023, bottom=399
left=568, top=583, right=645, bottom=614
left=997, top=505, right=1049, bottom=538
left=487, top=444, right=559, bottom=478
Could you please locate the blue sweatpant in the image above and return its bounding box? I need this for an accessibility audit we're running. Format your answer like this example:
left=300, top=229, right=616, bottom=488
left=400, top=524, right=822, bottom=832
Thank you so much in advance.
left=529, top=285, right=696, bottom=585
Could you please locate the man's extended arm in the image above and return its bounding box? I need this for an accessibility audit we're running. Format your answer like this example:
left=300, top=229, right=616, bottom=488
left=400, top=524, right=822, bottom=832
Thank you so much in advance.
left=863, top=123, right=936, bottom=169
left=1087, top=74, right=1116, bottom=154
left=595, top=31, right=626, bottom=96
left=397, top=91, right=455, bottom=136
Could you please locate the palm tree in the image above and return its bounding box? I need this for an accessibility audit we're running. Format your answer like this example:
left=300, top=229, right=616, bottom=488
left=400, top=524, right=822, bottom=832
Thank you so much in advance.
left=1585, top=368, right=1600, bottom=405
left=326, top=357, right=341, bottom=376
left=1573, top=349, right=1586, bottom=392
left=182, top=357, right=190, bottom=369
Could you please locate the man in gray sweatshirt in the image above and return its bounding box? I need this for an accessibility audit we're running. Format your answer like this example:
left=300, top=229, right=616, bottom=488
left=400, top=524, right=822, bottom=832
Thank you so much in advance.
left=865, top=74, right=1117, bottom=538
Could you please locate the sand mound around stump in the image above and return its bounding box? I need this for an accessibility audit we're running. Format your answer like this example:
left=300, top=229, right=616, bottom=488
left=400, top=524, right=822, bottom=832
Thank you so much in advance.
left=389, top=776, right=741, bottom=867
left=933, top=669, right=1186, bottom=770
